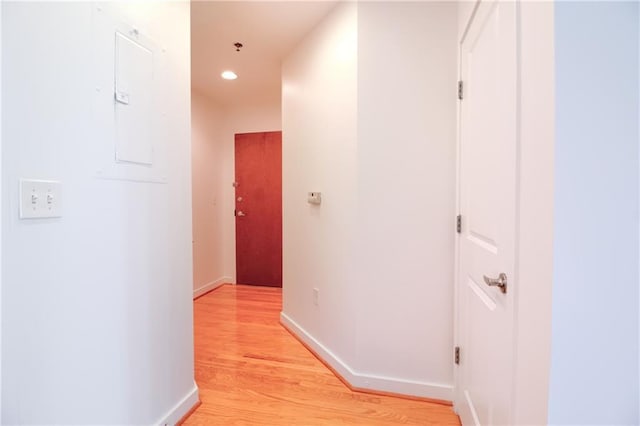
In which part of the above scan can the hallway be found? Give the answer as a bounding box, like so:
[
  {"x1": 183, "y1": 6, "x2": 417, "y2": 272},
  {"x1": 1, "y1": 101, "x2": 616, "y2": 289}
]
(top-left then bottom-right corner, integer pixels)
[{"x1": 182, "y1": 285, "x2": 460, "y2": 425}]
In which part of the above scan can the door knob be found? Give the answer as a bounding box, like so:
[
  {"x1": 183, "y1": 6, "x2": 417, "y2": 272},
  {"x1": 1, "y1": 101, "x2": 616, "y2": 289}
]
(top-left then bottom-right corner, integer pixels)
[
  {"x1": 236, "y1": 211, "x2": 246, "y2": 217},
  {"x1": 483, "y1": 273, "x2": 507, "y2": 294}
]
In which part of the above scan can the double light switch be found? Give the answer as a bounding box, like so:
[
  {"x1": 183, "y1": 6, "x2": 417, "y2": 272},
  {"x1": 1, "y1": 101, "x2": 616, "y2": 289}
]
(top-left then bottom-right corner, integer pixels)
[{"x1": 20, "y1": 179, "x2": 62, "y2": 219}]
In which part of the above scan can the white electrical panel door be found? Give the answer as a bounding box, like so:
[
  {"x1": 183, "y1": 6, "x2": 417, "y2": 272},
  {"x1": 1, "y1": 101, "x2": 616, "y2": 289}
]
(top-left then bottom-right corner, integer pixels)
[{"x1": 114, "y1": 32, "x2": 153, "y2": 165}]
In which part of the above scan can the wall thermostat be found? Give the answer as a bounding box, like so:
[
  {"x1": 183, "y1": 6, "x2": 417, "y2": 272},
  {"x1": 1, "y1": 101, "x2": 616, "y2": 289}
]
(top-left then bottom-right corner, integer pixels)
[{"x1": 307, "y1": 192, "x2": 322, "y2": 205}]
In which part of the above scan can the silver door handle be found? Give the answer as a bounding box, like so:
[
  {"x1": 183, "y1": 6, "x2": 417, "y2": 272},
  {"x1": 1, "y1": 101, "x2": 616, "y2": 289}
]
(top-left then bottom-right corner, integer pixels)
[
  {"x1": 483, "y1": 273, "x2": 507, "y2": 294},
  {"x1": 237, "y1": 211, "x2": 246, "y2": 217}
]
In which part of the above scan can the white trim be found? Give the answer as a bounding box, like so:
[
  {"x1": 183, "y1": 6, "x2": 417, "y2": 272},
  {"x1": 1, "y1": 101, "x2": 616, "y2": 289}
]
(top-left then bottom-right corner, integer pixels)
[
  {"x1": 280, "y1": 313, "x2": 454, "y2": 402},
  {"x1": 193, "y1": 276, "x2": 230, "y2": 299},
  {"x1": 280, "y1": 312, "x2": 355, "y2": 382},
  {"x1": 452, "y1": 2, "x2": 466, "y2": 414},
  {"x1": 155, "y1": 382, "x2": 199, "y2": 426},
  {"x1": 511, "y1": 3, "x2": 554, "y2": 424},
  {"x1": 0, "y1": 0, "x2": 4, "y2": 419},
  {"x1": 637, "y1": 1, "x2": 640, "y2": 420}
]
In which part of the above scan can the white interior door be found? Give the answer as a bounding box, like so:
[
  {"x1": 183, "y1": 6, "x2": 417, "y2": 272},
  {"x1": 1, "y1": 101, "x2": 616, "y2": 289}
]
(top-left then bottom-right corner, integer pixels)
[{"x1": 456, "y1": 1, "x2": 517, "y2": 425}]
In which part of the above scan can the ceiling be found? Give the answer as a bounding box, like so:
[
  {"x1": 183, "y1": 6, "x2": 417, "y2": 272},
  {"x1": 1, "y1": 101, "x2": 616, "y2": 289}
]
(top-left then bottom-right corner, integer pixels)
[{"x1": 191, "y1": 1, "x2": 338, "y2": 108}]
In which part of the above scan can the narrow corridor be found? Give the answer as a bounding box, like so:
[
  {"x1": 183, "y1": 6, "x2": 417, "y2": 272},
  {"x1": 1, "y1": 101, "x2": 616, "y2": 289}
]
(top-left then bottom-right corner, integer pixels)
[{"x1": 183, "y1": 285, "x2": 459, "y2": 425}]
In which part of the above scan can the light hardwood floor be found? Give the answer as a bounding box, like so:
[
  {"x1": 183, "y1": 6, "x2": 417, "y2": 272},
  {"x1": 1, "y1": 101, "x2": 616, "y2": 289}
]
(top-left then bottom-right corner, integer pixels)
[{"x1": 182, "y1": 284, "x2": 460, "y2": 425}]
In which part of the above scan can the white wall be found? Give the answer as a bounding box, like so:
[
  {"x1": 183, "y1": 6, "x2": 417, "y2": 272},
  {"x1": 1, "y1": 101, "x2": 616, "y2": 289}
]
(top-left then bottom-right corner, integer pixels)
[
  {"x1": 2, "y1": 2, "x2": 196, "y2": 424},
  {"x1": 549, "y1": 2, "x2": 639, "y2": 424},
  {"x1": 282, "y1": 2, "x2": 458, "y2": 400},
  {"x1": 355, "y1": 1, "x2": 456, "y2": 395},
  {"x1": 191, "y1": 90, "x2": 227, "y2": 296},
  {"x1": 282, "y1": 0, "x2": 359, "y2": 373},
  {"x1": 219, "y1": 102, "x2": 281, "y2": 282}
]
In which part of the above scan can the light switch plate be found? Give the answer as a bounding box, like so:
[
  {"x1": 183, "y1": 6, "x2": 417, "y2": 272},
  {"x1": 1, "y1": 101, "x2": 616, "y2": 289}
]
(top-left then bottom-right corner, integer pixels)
[{"x1": 20, "y1": 179, "x2": 62, "y2": 219}]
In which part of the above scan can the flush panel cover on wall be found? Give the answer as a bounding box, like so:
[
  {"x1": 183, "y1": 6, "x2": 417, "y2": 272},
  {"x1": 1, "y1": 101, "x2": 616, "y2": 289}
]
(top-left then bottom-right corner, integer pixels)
[
  {"x1": 114, "y1": 32, "x2": 153, "y2": 165},
  {"x1": 92, "y1": 6, "x2": 168, "y2": 184}
]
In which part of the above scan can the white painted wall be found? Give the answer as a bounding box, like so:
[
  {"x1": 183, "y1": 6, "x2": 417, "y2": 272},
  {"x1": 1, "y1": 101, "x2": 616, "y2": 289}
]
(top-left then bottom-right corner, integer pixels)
[
  {"x1": 355, "y1": 1, "x2": 457, "y2": 396},
  {"x1": 549, "y1": 2, "x2": 639, "y2": 424},
  {"x1": 2, "y1": 2, "x2": 196, "y2": 424},
  {"x1": 282, "y1": 2, "x2": 458, "y2": 400},
  {"x1": 282, "y1": 0, "x2": 359, "y2": 371},
  {"x1": 191, "y1": 90, "x2": 227, "y2": 296},
  {"x1": 219, "y1": 102, "x2": 281, "y2": 282}
]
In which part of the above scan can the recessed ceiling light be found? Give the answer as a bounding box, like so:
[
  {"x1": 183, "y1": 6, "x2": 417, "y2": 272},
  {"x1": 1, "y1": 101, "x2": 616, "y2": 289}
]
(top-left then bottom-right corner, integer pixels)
[{"x1": 221, "y1": 70, "x2": 237, "y2": 80}]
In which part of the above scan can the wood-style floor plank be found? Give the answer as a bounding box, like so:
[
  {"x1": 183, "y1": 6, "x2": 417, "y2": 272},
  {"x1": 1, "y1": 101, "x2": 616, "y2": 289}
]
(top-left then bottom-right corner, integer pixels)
[{"x1": 182, "y1": 284, "x2": 460, "y2": 425}]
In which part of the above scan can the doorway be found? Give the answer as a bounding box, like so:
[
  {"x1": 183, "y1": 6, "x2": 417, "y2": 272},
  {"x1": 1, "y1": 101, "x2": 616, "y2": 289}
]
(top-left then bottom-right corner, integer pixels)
[{"x1": 234, "y1": 131, "x2": 282, "y2": 287}]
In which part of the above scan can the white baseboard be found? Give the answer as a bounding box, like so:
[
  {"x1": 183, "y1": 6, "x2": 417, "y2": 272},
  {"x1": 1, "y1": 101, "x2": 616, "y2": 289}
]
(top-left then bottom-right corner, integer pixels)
[
  {"x1": 280, "y1": 312, "x2": 356, "y2": 382},
  {"x1": 280, "y1": 312, "x2": 454, "y2": 402},
  {"x1": 156, "y1": 381, "x2": 199, "y2": 425},
  {"x1": 193, "y1": 276, "x2": 231, "y2": 299}
]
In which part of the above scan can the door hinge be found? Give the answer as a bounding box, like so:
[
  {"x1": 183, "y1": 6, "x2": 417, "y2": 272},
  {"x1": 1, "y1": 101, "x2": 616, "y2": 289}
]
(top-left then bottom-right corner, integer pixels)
[
  {"x1": 456, "y1": 215, "x2": 462, "y2": 233},
  {"x1": 455, "y1": 346, "x2": 460, "y2": 365},
  {"x1": 458, "y1": 80, "x2": 464, "y2": 100}
]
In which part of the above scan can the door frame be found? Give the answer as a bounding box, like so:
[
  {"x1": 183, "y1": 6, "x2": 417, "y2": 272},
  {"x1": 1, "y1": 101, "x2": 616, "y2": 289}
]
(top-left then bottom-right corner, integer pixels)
[
  {"x1": 452, "y1": 1, "x2": 555, "y2": 424},
  {"x1": 0, "y1": 0, "x2": 4, "y2": 418}
]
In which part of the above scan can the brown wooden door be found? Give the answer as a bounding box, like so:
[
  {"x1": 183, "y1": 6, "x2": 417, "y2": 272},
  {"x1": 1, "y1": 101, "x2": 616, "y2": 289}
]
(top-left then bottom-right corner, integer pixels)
[{"x1": 234, "y1": 131, "x2": 282, "y2": 287}]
